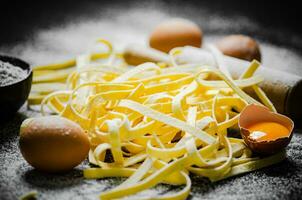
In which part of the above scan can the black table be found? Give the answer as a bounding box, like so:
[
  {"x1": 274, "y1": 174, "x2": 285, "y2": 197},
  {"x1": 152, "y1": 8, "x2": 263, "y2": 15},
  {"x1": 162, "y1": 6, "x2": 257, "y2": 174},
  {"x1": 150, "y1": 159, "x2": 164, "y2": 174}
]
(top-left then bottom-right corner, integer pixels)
[{"x1": 1, "y1": 1, "x2": 302, "y2": 199}]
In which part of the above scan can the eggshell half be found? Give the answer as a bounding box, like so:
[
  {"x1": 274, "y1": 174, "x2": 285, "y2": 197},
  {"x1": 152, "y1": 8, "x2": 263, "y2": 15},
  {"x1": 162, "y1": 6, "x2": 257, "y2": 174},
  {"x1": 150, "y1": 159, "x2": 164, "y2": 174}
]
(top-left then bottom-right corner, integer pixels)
[{"x1": 239, "y1": 104, "x2": 294, "y2": 154}]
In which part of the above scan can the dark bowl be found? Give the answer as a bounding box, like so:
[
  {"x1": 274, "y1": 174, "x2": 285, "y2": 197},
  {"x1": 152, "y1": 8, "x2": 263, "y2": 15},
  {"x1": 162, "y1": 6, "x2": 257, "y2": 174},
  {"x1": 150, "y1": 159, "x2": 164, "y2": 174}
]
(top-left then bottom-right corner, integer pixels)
[{"x1": 0, "y1": 55, "x2": 32, "y2": 120}]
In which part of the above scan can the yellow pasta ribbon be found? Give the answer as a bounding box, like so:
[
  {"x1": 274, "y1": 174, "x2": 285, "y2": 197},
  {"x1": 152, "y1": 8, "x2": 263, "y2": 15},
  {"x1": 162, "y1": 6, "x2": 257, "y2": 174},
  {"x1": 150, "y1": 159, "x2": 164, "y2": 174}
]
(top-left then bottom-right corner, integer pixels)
[{"x1": 38, "y1": 41, "x2": 286, "y2": 200}]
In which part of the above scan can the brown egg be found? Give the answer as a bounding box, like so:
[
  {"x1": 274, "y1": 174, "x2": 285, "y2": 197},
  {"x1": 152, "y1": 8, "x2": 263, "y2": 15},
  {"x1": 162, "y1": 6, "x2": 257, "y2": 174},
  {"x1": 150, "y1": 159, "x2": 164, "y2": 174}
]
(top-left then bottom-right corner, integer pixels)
[
  {"x1": 149, "y1": 18, "x2": 203, "y2": 53},
  {"x1": 19, "y1": 116, "x2": 90, "y2": 173},
  {"x1": 216, "y1": 35, "x2": 261, "y2": 61},
  {"x1": 239, "y1": 104, "x2": 294, "y2": 155}
]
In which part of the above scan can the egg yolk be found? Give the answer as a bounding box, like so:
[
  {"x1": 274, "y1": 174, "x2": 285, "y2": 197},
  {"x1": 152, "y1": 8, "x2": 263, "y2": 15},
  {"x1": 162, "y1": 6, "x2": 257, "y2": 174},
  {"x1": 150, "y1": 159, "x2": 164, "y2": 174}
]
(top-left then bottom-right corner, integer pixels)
[{"x1": 246, "y1": 122, "x2": 289, "y2": 142}]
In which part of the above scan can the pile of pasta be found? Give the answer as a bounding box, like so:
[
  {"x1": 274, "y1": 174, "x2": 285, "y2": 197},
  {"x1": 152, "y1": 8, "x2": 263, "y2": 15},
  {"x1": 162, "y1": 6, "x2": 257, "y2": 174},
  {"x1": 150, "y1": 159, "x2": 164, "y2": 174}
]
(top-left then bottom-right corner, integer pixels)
[{"x1": 37, "y1": 41, "x2": 285, "y2": 200}]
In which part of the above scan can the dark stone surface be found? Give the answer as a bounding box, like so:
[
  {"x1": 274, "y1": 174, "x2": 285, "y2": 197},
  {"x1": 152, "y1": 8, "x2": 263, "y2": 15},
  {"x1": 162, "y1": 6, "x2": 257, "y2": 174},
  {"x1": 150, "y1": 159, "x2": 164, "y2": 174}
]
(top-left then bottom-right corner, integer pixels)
[
  {"x1": 1, "y1": 108, "x2": 302, "y2": 200},
  {"x1": 1, "y1": 1, "x2": 302, "y2": 199}
]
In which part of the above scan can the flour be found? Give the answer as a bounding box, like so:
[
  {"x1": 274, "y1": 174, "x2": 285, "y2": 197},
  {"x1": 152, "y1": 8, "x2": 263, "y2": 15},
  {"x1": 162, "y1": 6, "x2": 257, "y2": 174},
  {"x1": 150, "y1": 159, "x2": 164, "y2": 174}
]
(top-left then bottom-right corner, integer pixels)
[{"x1": 0, "y1": 61, "x2": 27, "y2": 86}]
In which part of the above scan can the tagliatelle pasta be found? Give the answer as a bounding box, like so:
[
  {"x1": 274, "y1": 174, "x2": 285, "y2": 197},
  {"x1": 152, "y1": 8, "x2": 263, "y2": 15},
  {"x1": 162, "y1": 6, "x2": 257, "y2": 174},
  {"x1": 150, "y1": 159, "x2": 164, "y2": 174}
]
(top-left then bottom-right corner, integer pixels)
[{"x1": 39, "y1": 40, "x2": 285, "y2": 200}]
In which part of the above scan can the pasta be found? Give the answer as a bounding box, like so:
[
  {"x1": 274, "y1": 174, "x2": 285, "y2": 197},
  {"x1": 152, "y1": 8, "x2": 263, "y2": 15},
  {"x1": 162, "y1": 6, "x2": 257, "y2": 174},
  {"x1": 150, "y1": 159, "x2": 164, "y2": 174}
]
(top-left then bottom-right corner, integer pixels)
[{"x1": 38, "y1": 40, "x2": 286, "y2": 200}]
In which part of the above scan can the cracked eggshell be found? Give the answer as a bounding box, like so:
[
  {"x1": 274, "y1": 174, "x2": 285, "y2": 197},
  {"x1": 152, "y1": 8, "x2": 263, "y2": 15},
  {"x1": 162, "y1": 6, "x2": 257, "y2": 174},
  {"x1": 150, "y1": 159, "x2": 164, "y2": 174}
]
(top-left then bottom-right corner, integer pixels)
[{"x1": 239, "y1": 104, "x2": 294, "y2": 155}]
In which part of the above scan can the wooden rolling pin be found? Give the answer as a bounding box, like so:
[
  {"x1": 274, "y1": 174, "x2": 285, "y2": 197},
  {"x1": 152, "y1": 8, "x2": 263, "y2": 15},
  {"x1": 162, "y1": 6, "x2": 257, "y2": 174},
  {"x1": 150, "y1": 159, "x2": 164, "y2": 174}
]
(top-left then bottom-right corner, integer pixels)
[{"x1": 124, "y1": 45, "x2": 302, "y2": 123}]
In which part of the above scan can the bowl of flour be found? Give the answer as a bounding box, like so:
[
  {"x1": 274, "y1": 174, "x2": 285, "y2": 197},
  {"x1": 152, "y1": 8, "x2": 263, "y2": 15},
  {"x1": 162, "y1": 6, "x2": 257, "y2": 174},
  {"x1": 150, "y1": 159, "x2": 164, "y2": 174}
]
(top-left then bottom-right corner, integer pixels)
[{"x1": 0, "y1": 55, "x2": 32, "y2": 119}]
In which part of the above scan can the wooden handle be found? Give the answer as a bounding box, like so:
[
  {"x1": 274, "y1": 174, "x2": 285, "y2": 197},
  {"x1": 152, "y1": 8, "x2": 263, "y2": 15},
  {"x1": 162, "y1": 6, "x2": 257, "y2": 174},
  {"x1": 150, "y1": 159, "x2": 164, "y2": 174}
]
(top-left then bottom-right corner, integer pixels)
[{"x1": 123, "y1": 45, "x2": 170, "y2": 66}]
